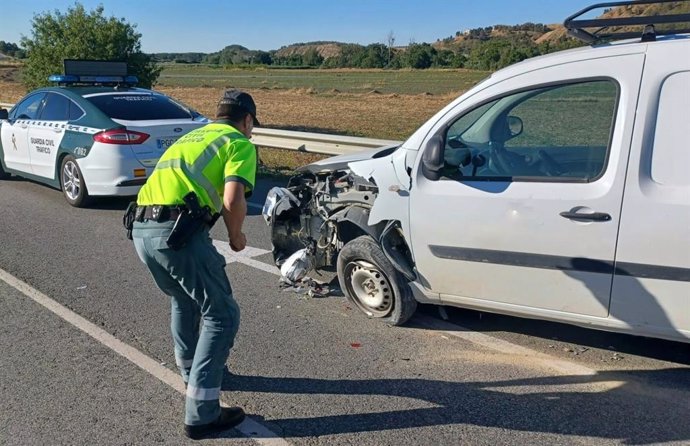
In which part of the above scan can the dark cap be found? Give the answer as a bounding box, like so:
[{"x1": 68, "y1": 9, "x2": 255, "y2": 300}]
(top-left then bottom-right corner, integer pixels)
[{"x1": 217, "y1": 89, "x2": 260, "y2": 126}]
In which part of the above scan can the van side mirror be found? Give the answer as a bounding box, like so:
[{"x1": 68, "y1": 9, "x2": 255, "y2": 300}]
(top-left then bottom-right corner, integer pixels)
[
  {"x1": 507, "y1": 115, "x2": 523, "y2": 137},
  {"x1": 421, "y1": 135, "x2": 444, "y2": 181},
  {"x1": 0, "y1": 109, "x2": 8, "y2": 120}
]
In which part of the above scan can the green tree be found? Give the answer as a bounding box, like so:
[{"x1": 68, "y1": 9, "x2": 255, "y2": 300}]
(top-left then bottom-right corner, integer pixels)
[
  {"x1": 336, "y1": 44, "x2": 366, "y2": 68},
  {"x1": 404, "y1": 43, "x2": 435, "y2": 69},
  {"x1": 21, "y1": 3, "x2": 161, "y2": 90},
  {"x1": 361, "y1": 44, "x2": 387, "y2": 68},
  {"x1": 302, "y1": 48, "x2": 324, "y2": 67}
]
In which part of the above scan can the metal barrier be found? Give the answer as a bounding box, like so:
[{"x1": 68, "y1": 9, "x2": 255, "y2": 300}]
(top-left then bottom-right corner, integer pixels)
[
  {"x1": 251, "y1": 128, "x2": 400, "y2": 156},
  {"x1": 0, "y1": 102, "x2": 401, "y2": 156}
]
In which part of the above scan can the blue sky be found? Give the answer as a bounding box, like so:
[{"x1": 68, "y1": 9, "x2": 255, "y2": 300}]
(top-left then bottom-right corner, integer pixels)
[{"x1": 1, "y1": 1, "x2": 599, "y2": 53}]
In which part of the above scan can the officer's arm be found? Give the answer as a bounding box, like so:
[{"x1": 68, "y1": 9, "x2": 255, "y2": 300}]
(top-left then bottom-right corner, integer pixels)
[{"x1": 222, "y1": 181, "x2": 247, "y2": 251}]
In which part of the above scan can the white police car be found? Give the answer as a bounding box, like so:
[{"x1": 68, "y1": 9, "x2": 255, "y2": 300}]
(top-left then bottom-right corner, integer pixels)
[{"x1": 0, "y1": 60, "x2": 208, "y2": 207}]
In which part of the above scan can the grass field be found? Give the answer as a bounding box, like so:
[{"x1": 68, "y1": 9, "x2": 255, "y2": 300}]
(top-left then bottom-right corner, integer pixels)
[{"x1": 158, "y1": 65, "x2": 490, "y2": 96}]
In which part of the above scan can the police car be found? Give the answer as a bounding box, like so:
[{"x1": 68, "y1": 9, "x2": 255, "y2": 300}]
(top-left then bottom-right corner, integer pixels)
[{"x1": 0, "y1": 60, "x2": 208, "y2": 207}]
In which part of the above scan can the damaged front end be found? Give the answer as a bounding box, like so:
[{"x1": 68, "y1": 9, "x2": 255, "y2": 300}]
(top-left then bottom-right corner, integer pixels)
[
  {"x1": 263, "y1": 145, "x2": 420, "y2": 324},
  {"x1": 263, "y1": 168, "x2": 384, "y2": 279}
]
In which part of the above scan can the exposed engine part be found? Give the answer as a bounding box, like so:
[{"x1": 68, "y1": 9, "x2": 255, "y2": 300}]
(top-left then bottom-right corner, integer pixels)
[{"x1": 267, "y1": 170, "x2": 379, "y2": 270}]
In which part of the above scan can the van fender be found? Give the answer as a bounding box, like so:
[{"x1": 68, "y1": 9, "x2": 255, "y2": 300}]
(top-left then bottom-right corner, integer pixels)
[{"x1": 331, "y1": 206, "x2": 416, "y2": 282}]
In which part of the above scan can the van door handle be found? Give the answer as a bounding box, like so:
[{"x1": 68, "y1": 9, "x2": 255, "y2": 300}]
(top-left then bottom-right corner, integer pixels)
[{"x1": 559, "y1": 211, "x2": 611, "y2": 222}]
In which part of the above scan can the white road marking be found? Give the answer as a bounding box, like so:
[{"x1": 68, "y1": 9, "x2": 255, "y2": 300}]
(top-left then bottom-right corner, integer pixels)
[
  {"x1": 213, "y1": 240, "x2": 282, "y2": 276},
  {"x1": 0, "y1": 267, "x2": 290, "y2": 446},
  {"x1": 214, "y1": 242, "x2": 598, "y2": 377}
]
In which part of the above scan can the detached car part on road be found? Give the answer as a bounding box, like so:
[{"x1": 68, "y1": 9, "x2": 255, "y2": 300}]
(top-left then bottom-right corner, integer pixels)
[
  {"x1": 265, "y1": 2, "x2": 690, "y2": 343},
  {"x1": 0, "y1": 60, "x2": 207, "y2": 207}
]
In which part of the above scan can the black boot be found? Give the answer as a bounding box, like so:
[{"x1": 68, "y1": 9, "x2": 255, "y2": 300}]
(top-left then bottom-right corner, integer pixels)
[{"x1": 184, "y1": 407, "x2": 246, "y2": 440}]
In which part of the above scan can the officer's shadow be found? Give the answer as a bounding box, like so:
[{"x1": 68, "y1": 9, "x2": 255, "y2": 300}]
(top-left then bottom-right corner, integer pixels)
[
  {"x1": 561, "y1": 258, "x2": 686, "y2": 351},
  {"x1": 219, "y1": 367, "x2": 690, "y2": 444}
]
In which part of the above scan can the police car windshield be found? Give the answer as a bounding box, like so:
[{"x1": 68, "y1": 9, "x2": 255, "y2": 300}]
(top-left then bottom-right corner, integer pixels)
[{"x1": 85, "y1": 94, "x2": 193, "y2": 121}]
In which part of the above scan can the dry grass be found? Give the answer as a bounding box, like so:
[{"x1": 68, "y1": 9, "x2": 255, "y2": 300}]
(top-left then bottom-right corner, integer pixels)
[{"x1": 157, "y1": 86, "x2": 453, "y2": 140}]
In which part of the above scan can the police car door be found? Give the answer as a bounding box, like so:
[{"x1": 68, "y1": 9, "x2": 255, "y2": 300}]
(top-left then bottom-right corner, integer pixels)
[
  {"x1": 29, "y1": 93, "x2": 71, "y2": 178},
  {"x1": 409, "y1": 51, "x2": 645, "y2": 319},
  {"x1": 1, "y1": 92, "x2": 45, "y2": 173}
]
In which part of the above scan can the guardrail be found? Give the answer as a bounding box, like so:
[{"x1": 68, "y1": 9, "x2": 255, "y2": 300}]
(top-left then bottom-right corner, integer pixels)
[
  {"x1": 0, "y1": 102, "x2": 400, "y2": 156},
  {"x1": 251, "y1": 128, "x2": 400, "y2": 156}
]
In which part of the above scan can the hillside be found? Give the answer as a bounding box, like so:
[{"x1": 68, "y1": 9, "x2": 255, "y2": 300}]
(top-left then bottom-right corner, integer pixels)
[
  {"x1": 438, "y1": 0, "x2": 688, "y2": 49},
  {"x1": 274, "y1": 42, "x2": 346, "y2": 59}
]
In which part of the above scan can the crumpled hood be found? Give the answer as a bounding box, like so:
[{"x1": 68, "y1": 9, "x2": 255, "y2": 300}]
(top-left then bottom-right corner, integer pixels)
[{"x1": 297, "y1": 144, "x2": 400, "y2": 173}]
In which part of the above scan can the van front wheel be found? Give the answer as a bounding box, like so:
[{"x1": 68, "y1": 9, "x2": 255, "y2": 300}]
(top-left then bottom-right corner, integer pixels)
[{"x1": 337, "y1": 235, "x2": 417, "y2": 326}]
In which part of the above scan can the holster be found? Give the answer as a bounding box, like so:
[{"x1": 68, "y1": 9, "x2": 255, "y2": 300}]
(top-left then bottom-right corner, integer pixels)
[
  {"x1": 166, "y1": 211, "x2": 207, "y2": 250},
  {"x1": 122, "y1": 201, "x2": 137, "y2": 240},
  {"x1": 166, "y1": 192, "x2": 218, "y2": 250}
]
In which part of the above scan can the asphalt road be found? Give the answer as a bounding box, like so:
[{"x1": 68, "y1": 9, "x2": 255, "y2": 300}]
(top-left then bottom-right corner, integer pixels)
[{"x1": 0, "y1": 175, "x2": 688, "y2": 446}]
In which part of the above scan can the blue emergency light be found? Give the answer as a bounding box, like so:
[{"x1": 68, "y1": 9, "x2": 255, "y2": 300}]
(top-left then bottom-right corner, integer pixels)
[{"x1": 48, "y1": 74, "x2": 139, "y2": 85}]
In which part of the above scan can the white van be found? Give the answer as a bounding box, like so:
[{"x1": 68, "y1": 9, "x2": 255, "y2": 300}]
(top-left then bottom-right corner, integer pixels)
[{"x1": 264, "y1": 3, "x2": 690, "y2": 343}]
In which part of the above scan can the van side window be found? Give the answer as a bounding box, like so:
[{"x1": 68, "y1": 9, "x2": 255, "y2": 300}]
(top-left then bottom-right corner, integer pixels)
[
  {"x1": 650, "y1": 72, "x2": 690, "y2": 186},
  {"x1": 442, "y1": 80, "x2": 618, "y2": 182}
]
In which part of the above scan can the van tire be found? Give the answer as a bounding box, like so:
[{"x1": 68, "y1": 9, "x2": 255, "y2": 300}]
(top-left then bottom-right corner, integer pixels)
[{"x1": 337, "y1": 235, "x2": 417, "y2": 326}]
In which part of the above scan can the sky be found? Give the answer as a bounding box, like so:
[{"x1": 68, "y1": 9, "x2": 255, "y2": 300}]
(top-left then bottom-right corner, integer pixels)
[{"x1": 0, "y1": 1, "x2": 600, "y2": 53}]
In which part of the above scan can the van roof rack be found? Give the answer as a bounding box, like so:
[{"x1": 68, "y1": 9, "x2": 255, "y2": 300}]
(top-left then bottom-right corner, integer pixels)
[{"x1": 564, "y1": 0, "x2": 690, "y2": 43}]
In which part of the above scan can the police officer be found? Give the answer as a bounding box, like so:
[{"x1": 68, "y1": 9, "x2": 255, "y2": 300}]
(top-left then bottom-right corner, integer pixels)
[{"x1": 130, "y1": 90, "x2": 259, "y2": 440}]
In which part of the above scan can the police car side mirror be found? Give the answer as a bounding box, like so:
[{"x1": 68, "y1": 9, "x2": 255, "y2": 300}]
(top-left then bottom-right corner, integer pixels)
[
  {"x1": 421, "y1": 135, "x2": 444, "y2": 181},
  {"x1": 0, "y1": 109, "x2": 8, "y2": 120}
]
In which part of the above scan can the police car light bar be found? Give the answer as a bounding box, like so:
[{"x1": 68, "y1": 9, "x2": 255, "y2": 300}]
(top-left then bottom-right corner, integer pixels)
[
  {"x1": 48, "y1": 74, "x2": 139, "y2": 86},
  {"x1": 49, "y1": 60, "x2": 138, "y2": 86}
]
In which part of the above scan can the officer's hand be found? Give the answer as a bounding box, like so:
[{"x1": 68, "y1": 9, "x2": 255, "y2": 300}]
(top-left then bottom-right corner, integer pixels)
[{"x1": 230, "y1": 232, "x2": 246, "y2": 252}]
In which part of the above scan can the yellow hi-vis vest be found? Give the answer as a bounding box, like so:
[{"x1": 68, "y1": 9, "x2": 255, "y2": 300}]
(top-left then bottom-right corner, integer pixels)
[{"x1": 137, "y1": 122, "x2": 257, "y2": 213}]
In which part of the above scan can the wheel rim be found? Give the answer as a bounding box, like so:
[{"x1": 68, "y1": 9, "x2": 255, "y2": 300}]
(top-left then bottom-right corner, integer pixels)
[
  {"x1": 62, "y1": 161, "x2": 81, "y2": 201},
  {"x1": 344, "y1": 260, "x2": 393, "y2": 317}
]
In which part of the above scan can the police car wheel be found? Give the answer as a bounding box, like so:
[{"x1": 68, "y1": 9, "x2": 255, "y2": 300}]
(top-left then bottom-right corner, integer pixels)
[
  {"x1": 337, "y1": 235, "x2": 417, "y2": 326},
  {"x1": 60, "y1": 155, "x2": 90, "y2": 207}
]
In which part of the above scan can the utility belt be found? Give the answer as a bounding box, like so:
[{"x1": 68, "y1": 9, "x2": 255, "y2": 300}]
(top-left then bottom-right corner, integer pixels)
[
  {"x1": 135, "y1": 205, "x2": 186, "y2": 223},
  {"x1": 123, "y1": 192, "x2": 220, "y2": 250}
]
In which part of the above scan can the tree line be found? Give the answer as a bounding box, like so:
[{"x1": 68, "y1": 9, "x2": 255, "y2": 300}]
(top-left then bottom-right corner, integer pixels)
[
  {"x1": 151, "y1": 30, "x2": 582, "y2": 71},
  {"x1": 0, "y1": 41, "x2": 26, "y2": 59}
]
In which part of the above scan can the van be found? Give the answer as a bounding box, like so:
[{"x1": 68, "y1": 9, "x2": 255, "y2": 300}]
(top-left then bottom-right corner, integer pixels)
[{"x1": 264, "y1": 2, "x2": 690, "y2": 343}]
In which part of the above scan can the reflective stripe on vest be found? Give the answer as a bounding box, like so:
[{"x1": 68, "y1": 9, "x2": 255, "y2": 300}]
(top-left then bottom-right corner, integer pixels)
[{"x1": 154, "y1": 132, "x2": 243, "y2": 211}]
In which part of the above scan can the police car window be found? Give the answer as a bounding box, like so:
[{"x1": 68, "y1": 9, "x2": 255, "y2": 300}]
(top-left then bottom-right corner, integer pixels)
[
  {"x1": 39, "y1": 93, "x2": 71, "y2": 121},
  {"x1": 11, "y1": 93, "x2": 45, "y2": 120},
  {"x1": 68, "y1": 101, "x2": 85, "y2": 120},
  {"x1": 86, "y1": 94, "x2": 193, "y2": 120}
]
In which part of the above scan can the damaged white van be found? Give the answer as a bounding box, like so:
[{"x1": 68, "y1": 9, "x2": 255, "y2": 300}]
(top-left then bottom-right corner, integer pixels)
[{"x1": 263, "y1": 2, "x2": 690, "y2": 343}]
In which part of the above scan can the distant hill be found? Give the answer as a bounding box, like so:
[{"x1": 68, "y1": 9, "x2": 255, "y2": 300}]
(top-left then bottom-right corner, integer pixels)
[
  {"x1": 436, "y1": 1, "x2": 689, "y2": 50},
  {"x1": 69, "y1": 1, "x2": 690, "y2": 69},
  {"x1": 274, "y1": 42, "x2": 349, "y2": 59}
]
